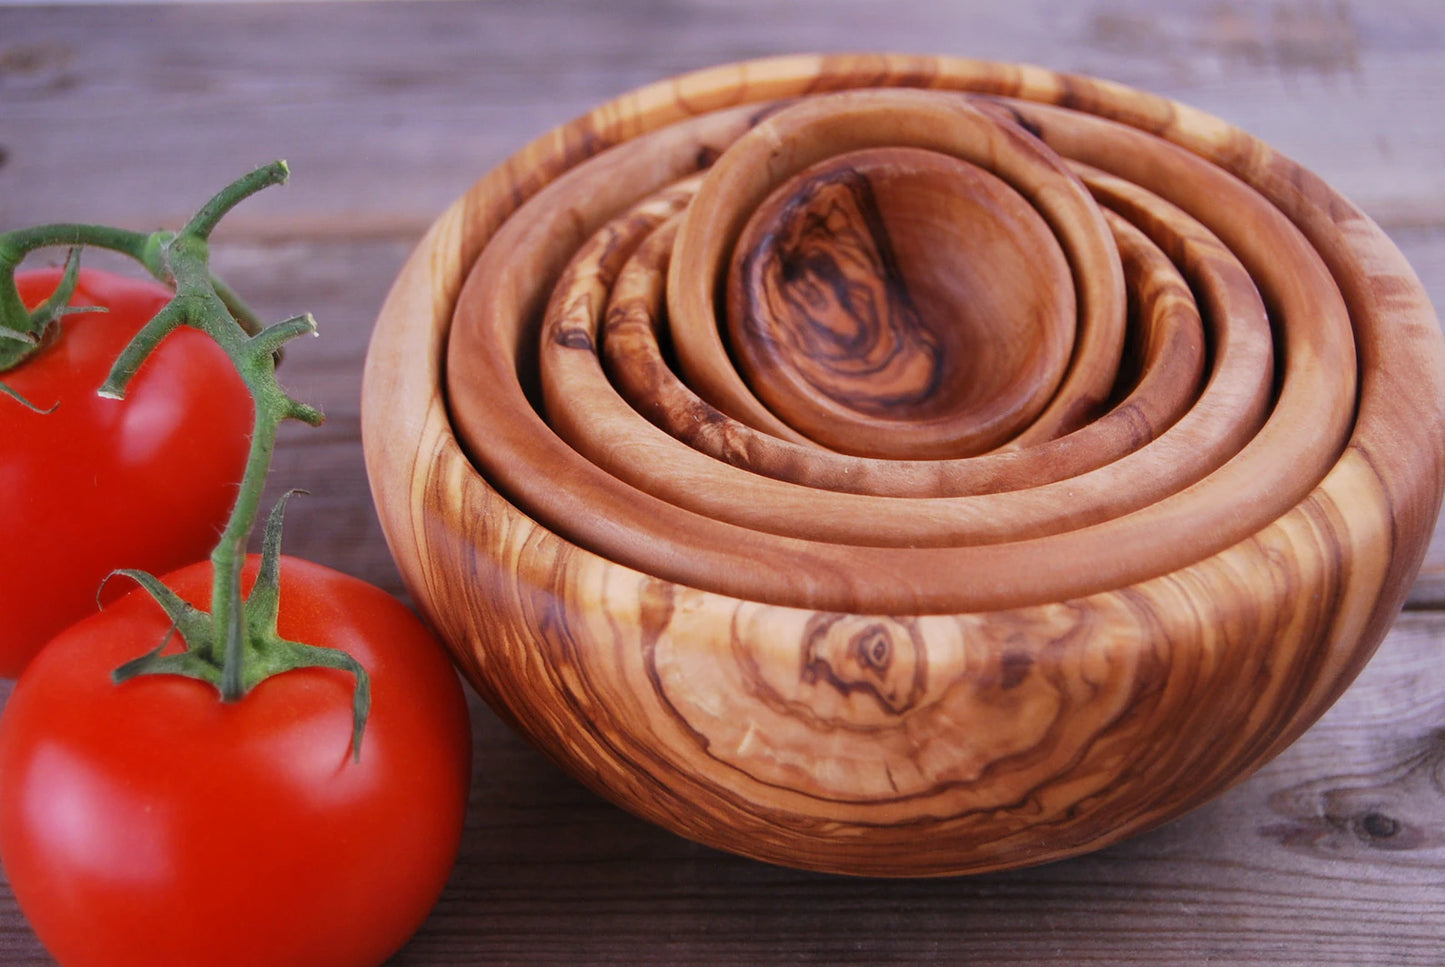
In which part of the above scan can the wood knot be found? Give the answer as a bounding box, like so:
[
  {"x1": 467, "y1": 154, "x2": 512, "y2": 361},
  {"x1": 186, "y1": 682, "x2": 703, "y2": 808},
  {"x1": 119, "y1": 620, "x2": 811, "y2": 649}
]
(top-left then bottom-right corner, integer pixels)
[
  {"x1": 553, "y1": 326, "x2": 595, "y2": 352},
  {"x1": 1356, "y1": 810, "x2": 1401, "y2": 842},
  {"x1": 1261, "y1": 730, "x2": 1445, "y2": 856},
  {"x1": 801, "y1": 614, "x2": 925, "y2": 715}
]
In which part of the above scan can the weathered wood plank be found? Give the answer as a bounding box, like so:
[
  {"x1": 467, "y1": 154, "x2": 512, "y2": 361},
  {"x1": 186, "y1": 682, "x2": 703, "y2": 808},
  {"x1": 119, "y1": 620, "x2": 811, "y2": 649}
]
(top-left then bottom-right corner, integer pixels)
[{"x1": 1, "y1": 0, "x2": 1443, "y2": 233}]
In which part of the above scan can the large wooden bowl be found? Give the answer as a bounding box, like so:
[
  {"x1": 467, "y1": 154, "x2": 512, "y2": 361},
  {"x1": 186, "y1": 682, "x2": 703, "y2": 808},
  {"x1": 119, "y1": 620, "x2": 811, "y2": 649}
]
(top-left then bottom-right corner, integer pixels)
[{"x1": 361, "y1": 54, "x2": 1445, "y2": 876}]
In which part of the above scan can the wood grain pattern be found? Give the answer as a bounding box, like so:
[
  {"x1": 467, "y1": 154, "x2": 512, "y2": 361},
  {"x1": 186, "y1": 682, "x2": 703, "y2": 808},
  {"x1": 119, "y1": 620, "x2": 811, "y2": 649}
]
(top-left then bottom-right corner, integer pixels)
[
  {"x1": 363, "y1": 53, "x2": 1445, "y2": 875},
  {"x1": 670, "y1": 91, "x2": 1127, "y2": 457},
  {"x1": 727, "y1": 146, "x2": 1077, "y2": 459},
  {"x1": 4, "y1": 1, "x2": 1445, "y2": 961}
]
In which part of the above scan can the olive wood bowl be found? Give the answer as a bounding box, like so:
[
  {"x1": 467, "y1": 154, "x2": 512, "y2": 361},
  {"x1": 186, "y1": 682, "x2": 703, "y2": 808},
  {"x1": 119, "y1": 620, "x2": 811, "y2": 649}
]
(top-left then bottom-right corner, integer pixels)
[{"x1": 361, "y1": 54, "x2": 1445, "y2": 876}]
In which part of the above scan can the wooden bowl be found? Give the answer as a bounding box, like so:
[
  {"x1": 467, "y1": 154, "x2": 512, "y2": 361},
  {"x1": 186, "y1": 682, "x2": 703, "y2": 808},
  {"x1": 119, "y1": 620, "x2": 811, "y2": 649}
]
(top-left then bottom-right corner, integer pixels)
[
  {"x1": 361, "y1": 54, "x2": 1445, "y2": 876},
  {"x1": 724, "y1": 146, "x2": 1078, "y2": 460}
]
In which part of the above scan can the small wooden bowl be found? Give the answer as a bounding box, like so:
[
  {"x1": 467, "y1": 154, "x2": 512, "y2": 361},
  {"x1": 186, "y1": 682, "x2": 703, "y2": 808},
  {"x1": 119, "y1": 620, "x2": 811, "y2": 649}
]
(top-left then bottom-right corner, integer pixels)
[
  {"x1": 362, "y1": 55, "x2": 1445, "y2": 876},
  {"x1": 726, "y1": 146, "x2": 1077, "y2": 460}
]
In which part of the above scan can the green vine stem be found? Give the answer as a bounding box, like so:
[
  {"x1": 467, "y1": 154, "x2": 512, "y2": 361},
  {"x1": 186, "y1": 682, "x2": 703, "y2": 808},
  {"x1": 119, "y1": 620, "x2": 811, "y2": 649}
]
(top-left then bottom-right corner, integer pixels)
[{"x1": 0, "y1": 161, "x2": 371, "y2": 760}]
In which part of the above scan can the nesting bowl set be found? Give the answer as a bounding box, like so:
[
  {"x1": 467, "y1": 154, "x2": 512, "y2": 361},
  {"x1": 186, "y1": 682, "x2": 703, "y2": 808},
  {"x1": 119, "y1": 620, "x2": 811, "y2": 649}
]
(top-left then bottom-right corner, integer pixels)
[{"x1": 361, "y1": 54, "x2": 1445, "y2": 876}]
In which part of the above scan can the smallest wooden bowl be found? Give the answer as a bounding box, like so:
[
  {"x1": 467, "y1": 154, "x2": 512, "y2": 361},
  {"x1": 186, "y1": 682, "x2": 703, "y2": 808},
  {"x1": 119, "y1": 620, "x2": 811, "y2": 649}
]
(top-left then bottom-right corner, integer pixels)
[{"x1": 727, "y1": 147, "x2": 1076, "y2": 459}]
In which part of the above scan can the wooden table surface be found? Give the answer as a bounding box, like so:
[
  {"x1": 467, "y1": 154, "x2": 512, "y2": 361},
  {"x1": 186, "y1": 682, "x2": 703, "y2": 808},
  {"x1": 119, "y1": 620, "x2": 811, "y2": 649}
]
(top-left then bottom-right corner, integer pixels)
[{"x1": 3, "y1": 1, "x2": 1444, "y2": 963}]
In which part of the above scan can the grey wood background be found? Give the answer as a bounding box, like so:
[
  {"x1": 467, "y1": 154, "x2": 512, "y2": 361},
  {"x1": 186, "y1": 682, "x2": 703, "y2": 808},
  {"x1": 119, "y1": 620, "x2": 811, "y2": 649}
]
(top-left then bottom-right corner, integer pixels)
[{"x1": 2, "y1": 1, "x2": 1443, "y2": 963}]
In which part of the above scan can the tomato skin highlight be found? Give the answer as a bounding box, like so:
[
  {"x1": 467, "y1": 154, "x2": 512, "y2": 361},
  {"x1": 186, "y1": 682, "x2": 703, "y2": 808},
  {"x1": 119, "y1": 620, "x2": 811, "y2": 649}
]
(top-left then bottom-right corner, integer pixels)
[
  {"x1": 0, "y1": 556, "x2": 473, "y2": 967},
  {"x1": 0, "y1": 266, "x2": 252, "y2": 677}
]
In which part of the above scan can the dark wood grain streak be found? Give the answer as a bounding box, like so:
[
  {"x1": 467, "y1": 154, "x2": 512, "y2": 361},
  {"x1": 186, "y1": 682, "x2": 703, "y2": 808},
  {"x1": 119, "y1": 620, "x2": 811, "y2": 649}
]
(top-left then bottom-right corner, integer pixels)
[{"x1": 741, "y1": 160, "x2": 950, "y2": 415}]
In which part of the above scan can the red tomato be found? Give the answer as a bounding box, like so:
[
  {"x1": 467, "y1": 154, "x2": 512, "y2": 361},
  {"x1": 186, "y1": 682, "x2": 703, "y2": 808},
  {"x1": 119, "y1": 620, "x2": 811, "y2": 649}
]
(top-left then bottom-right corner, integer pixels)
[
  {"x1": 0, "y1": 266, "x2": 251, "y2": 677},
  {"x1": 0, "y1": 555, "x2": 472, "y2": 967}
]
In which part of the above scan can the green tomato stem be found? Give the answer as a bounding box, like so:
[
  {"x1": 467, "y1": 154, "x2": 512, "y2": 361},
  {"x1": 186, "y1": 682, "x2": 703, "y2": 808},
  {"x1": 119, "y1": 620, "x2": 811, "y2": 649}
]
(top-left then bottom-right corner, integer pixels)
[
  {"x1": 0, "y1": 223, "x2": 151, "y2": 261},
  {"x1": 181, "y1": 163, "x2": 288, "y2": 241},
  {"x1": 212, "y1": 273, "x2": 268, "y2": 338},
  {"x1": 214, "y1": 396, "x2": 280, "y2": 703},
  {"x1": 1, "y1": 161, "x2": 371, "y2": 761}
]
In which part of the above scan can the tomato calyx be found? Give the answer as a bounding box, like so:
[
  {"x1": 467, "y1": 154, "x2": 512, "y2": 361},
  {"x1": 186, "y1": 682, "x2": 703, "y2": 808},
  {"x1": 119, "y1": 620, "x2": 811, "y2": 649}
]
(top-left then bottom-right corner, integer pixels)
[
  {"x1": 1, "y1": 162, "x2": 373, "y2": 761},
  {"x1": 0, "y1": 227, "x2": 147, "y2": 376},
  {"x1": 112, "y1": 492, "x2": 372, "y2": 760},
  {"x1": 0, "y1": 248, "x2": 86, "y2": 412}
]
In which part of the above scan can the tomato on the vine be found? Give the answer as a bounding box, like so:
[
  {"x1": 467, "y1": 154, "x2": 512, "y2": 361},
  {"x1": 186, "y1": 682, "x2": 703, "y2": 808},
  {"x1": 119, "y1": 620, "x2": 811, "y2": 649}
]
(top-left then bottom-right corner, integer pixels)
[
  {"x1": 0, "y1": 266, "x2": 251, "y2": 676},
  {"x1": 0, "y1": 554, "x2": 472, "y2": 967}
]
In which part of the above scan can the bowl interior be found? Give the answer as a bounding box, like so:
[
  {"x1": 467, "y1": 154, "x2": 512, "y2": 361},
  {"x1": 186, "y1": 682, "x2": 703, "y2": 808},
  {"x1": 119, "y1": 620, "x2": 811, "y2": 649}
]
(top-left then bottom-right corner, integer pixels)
[{"x1": 728, "y1": 147, "x2": 1076, "y2": 459}]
